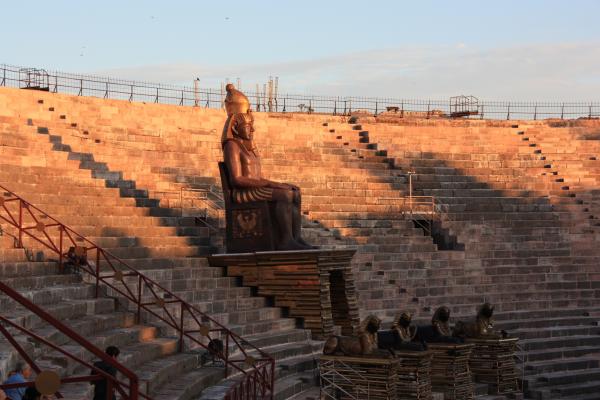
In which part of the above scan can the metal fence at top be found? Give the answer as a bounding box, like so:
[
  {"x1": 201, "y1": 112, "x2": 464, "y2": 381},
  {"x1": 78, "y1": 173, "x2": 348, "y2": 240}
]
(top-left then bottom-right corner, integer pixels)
[{"x1": 1, "y1": 63, "x2": 599, "y2": 120}]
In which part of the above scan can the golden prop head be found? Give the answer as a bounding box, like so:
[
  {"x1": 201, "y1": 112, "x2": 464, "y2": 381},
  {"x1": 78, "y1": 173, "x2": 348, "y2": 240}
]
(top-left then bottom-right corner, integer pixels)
[
  {"x1": 224, "y1": 84, "x2": 251, "y2": 116},
  {"x1": 221, "y1": 84, "x2": 258, "y2": 149}
]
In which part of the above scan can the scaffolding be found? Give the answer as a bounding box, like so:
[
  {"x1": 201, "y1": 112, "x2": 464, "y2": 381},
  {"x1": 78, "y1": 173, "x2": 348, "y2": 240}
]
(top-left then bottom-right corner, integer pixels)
[
  {"x1": 19, "y1": 68, "x2": 50, "y2": 91},
  {"x1": 450, "y1": 95, "x2": 479, "y2": 118}
]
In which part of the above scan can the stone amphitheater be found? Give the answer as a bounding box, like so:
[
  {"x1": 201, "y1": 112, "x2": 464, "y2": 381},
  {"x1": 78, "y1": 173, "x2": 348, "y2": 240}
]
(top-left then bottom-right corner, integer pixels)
[{"x1": 1, "y1": 85, "x2": 600, "y2": 399}]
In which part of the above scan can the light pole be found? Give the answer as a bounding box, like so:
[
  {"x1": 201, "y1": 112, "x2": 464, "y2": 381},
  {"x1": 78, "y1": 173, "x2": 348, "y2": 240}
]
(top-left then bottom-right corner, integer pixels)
[
  {"x1": 407, "y1": 171, "x2": 415, "y2": 215},
  {"x1": 194, "y1": 78, "x2": 199, "y2": 107}
]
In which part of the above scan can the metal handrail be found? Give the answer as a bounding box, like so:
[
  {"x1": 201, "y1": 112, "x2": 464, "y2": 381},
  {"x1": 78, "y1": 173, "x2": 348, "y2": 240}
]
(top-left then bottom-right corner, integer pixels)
[
  {"x1": 180, "y1": 187, "x2": 224, "y2": 233},
  {"x1": 0, "y1": 184, "x2": 275, "y2": 399},
  {"x1": 0, "y1": 282, "x2": 148, "y2": 399},
  {"x1": 379, "y1": 195, "x2": 439, "y2": 235},
  {"x1": 1, "y1": 63, "x2": 599, "y2": 120}
]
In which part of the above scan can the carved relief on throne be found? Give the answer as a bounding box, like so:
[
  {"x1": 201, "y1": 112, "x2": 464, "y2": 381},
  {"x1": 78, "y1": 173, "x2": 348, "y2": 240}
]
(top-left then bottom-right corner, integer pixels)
[{"x1": 232, "y1": 209, "x2": 263, "y2": 238}]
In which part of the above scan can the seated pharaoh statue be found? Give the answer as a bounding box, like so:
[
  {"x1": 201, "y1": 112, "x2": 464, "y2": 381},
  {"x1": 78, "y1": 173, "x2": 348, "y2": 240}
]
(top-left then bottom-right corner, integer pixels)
[{"x1": 220, "y1": 84, "x2": 313, "y2": 251}]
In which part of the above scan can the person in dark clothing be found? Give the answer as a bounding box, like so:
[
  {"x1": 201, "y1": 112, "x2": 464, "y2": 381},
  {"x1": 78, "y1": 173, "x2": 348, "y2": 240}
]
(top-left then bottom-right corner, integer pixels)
[
  {"x1": 91, "y1": 346, "x2": 120, "y2": 400},
  {"x1": 2, "y1": 362, "x2": 32, "y2": 400},
  {"x1": 21, "y1": 387, "x2": 40, "y2": 400}
]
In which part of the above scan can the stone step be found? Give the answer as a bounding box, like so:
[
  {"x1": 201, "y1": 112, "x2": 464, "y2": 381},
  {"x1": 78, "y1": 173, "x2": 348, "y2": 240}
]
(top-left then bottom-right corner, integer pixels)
[
  {"x1": 273, "y1": 371, "x2": 317, "y2": 400},
  {"x1": 519, "y1": 335, "x2": 600, "y2": 352},
  {"x1": 0, "y1": 283, "x2": 96, "y2": 312},
  {"x1": 524, "y1": 356, "x2": 600, "y2": 376},
  {"x1": 528, "y1": 367, "x2": 600, "y2": 389},
  {"x1": 520, "y1": 344, "x2": 600, "y2": 363},
  {"x1": 532, "y1": 378, "x2": 600, "y2": 397}
]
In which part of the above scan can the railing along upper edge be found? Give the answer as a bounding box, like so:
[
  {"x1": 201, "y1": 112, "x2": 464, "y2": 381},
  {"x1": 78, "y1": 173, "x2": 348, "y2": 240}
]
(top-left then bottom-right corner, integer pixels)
[{"x1": 1, "y1": 63, "x2": 599, "y2": 120}]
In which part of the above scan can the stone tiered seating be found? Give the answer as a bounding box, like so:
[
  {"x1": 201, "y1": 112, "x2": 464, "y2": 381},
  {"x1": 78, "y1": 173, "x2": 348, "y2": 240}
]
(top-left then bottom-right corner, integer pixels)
[
  {"x1": 0, "y1": 88, "x2": 323, "y2": 399},
  {"x1": 2, "y1": 85, "x2": 600, "y2": 398},
  {"x1": 334, "y1": 116, "x2": 600, "y2": 398}
]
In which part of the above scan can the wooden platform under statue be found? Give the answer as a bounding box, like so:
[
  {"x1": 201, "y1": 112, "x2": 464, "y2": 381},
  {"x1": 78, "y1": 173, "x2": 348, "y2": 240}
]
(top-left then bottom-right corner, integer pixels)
[
  {"x1": 428, "y1": 343, "x2": 475, "y2": 400},
  {"x1": 466, "y1": 337, "x2": 519, "y2": 394},
  {"x1": 208, "y1": 249, "x2": 359, "y2": 338},
  {"x1": 319, "y1": 352, "x2": 433, "y2": 400}
]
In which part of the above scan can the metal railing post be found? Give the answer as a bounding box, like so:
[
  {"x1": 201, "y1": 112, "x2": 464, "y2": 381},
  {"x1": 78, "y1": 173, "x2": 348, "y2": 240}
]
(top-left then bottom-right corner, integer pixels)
[
  {"x1": 95, "y1": 251, "x2": 100, "y2": 298},
  {"x1": 129, "y1": 376, "x2": 139, "y2": 400},
  {"x1": 137, "y1": 275, "x2": 142, "y2": 323},
  {"x1": 78, "y1": 79, "x2": 83, "y2": 96},
  {"x1": 534, "y1": 105, "x2": 537, "y2": 121},
  {"x1": 507, "y1": 103, "x2": 511, "y2": 120},
  {"x1": 58, "y1": 227, "x2": 63, "y2": 271},
  {"x1": 225, "y1": 334, "x2": 230, "y2": 378},
  {"x1": 18, "y1": 200, "x2": 23, "y2": 248},
  {"x1": 561, "y1": 103, "x2": 565, "y2": 120},
  {"x1": 179, "y1": 302, "x2": 185, "y2": 352}
]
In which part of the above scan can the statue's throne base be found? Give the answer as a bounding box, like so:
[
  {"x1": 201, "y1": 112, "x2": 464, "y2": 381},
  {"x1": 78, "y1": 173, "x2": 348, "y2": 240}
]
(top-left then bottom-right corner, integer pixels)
[{"x1": 219, "y1": 162, "x2": 277, "y2": 253}]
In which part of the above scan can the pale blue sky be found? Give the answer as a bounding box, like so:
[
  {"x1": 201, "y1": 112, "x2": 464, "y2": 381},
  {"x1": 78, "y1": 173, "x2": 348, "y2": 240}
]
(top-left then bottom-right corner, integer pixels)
[{"x1": 2, "y1": 0, "x2": 599, "y2": 100}]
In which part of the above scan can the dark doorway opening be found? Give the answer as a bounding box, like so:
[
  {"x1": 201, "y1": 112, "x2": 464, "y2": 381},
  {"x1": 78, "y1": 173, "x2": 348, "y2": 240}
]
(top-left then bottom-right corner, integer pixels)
[{"x1": 329, "y1": 270, "x2": 353, "y2": 336}]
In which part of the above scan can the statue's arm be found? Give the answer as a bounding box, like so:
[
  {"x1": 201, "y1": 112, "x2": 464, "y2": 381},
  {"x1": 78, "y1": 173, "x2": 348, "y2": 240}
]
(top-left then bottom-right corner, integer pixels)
[{"x1": 224, "y1": 142, "x2": 270, "y2": 188}]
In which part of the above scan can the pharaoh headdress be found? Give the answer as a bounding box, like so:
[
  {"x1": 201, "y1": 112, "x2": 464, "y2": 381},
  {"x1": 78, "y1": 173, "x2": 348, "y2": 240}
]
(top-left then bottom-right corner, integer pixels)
[{"x1": 221, "y1": 84, "x2": 255, "y2": 148}]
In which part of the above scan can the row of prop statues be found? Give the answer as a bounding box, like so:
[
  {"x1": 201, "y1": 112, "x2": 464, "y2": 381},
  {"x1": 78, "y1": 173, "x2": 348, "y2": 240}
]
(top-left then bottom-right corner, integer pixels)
[{"x1": 324, "y1": 303, "x2": 506, "y2": 357}]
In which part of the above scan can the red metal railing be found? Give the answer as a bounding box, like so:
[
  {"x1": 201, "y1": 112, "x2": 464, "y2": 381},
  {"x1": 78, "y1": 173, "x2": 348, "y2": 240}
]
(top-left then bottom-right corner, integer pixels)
[
  {"x1": 0, "y1": 281, "x2": 147, "y2": 399},
  {"x1": 0, "y1": 184, "x2": 275, "y2": 399}
]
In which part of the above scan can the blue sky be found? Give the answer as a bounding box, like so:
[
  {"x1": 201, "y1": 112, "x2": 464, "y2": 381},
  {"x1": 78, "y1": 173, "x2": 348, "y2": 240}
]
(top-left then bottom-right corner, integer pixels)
[{"x1": 2, "y1": 0, "x2": 599, "y2": 100}]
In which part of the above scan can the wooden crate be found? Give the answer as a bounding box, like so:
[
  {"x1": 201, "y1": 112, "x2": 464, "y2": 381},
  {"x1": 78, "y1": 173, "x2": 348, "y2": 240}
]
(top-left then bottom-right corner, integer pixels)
[
  {"x1": 395, "y1": 351, "x2": 433, "y2": 400},
  {"x1": 467, "y1": 337, "x2": 519, "y2": 394},
  {"x1": 428, "y1": 343, "x2": 474, "y2": 400}
]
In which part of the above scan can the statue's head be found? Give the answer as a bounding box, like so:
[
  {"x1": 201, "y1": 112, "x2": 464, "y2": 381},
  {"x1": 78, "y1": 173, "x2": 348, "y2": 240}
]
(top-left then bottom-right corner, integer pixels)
[
  {"x1": 361, "y1": 315, "x2": 381, "y2": 334},
  {"x1": 394, "y1": 312, "x2": 413, "y2": 329},
  {"x1": 231, "y1": 112, "x2": 255, "y2": 141},
  {"x1": 222, "y1": 84, "x2": 255, "y2": 146},
  {"x1": 478, "y1": 302, "x2": 494, "y2": 319},
  {"x1": 433, "y1": 306, "x2": 450, "y2": 324}
]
